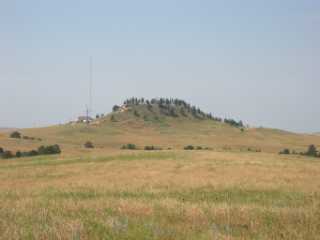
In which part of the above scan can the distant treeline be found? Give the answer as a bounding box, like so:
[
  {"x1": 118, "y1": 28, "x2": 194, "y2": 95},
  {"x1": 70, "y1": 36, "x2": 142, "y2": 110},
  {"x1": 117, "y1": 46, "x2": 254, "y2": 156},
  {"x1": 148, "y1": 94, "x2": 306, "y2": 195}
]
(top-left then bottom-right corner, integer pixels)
[
  {"x1": 10, "y1": 131, "x2": 42, "y2": 141},
  {"x1": 0, "y1": 145, "x2": 61, "y2": 159},
  {"x1": 113, "y1": 97, "x2": 244, "y2": 128},
  {"x1": 279, "y1": 145, "x2": 320, "y2": 158}
]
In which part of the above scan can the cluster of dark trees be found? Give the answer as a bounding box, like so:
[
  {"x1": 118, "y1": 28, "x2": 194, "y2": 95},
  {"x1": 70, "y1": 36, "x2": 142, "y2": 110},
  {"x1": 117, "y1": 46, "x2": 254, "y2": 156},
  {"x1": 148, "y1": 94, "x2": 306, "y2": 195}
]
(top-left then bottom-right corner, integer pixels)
[
  {"x1": 10, "y1": 131, "x2": 21, "y2": 138},
  {"x1": 120, "y1": 144, "x2": 166, "y2": 150},
  {"x1": 118, "y1": 97, "x2": 243, "y2": 127},
  {"x1": 121, "y1": 143, "x2": 137, "y2": 150},
  {"x1": 0, "y1": 147, "x2": 15, "y2": 159},
  {"x1": 224, "y1": 119, "x2": 244, "y2": 128},
  {"x1": 184, "y1": 145, "x2": 211, "y2": 150},
  {"x1": 279, "y1": 145, "x2": 320, "y2": 158},
  {"x1": 95, "y1": 114, "x2": 105, "y2": 119},
  {"x1": 0, "y1": 145, "x2": 61, "y2": 159},
  {"x1": 10, "y1": 131, "x2": 41, "y2": 141},
  {"x1": 144, "y1": 145, "x2": 162, "y2": 150}
]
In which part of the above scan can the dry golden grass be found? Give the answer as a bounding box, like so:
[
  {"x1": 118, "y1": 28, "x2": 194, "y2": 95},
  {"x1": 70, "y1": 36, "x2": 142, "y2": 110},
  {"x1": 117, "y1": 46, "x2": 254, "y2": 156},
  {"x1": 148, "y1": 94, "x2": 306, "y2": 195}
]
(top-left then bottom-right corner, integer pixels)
[{"x1": 0, "y1": 149, "x2": 320, "y2": 239}]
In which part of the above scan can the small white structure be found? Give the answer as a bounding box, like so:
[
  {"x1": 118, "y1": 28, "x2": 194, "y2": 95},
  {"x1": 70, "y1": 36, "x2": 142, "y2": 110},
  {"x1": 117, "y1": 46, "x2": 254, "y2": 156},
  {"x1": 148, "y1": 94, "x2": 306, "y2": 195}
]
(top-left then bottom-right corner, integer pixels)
[{"x1": 77, "y1": 116, "x2": 93, "y2": 123}]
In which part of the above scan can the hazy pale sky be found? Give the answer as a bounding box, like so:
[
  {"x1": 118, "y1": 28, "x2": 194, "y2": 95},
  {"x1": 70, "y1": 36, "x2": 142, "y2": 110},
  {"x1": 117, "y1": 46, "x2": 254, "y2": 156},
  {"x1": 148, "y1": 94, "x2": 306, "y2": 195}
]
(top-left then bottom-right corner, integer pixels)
[{"x1": 1, "y1": 0, "x2": 319, "y2": 132}]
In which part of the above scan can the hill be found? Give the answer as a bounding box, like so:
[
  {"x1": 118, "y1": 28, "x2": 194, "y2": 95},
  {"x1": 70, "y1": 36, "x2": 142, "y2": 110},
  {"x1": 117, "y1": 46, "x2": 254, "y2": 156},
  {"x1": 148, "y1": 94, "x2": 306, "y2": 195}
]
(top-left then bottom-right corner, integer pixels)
[
  {"x1": 1, "y1": 98, "x2": 320, "y2": 239},
  {"x1": 1, "y1": 97, "x2": 319, "y2": 154}
]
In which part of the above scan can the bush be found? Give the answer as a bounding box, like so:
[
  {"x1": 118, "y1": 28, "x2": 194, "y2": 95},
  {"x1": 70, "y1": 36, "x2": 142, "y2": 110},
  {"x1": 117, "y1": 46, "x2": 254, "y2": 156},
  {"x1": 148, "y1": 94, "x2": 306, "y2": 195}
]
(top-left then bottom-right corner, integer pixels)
[
  {"x1": 305, "y1": 145, "x2": 317, "y2": 157},
  {"x1": 84, "y1": 141, "x2": 94, "y2": 149},
  {"x1": 38, "y1": 145, "x2": 61, "y2": 155},
  {"x1": 22, "y1": 136, "x2": 38, "y2": 140},
  {"x1": 113, "y1": 105, "x2": 120, "y2": 112},
  {"x1": 184, "y1": 145, "x2": 195, "y2": 150},
  {"x1": 224, "y1": 119, "x2": 244, "y2": 128},
  {"x1": 16, "y1": 151, "x2": 22, "y2": 158},
  {"x1": 196, "y1": 146, "x2": 203, "y2": 150},
  {"x1": 26, "y1": 150, "x2": 39, "y2": 157},
  {"x1": 121, "y1": 144, "x2": 137, "y2": 150},
  {"x1": 10, "y1": 131, "x2": 21, "y2": 139},
  {"x1": 144, "y1": 146, "x2": 162, "y2": 151},
  {"x1": 279, "y1": 148, "x2": 290, "y2": 155},
  {"x1": 2, "y1": 151, "x2": 14, "y2": 159},
  {"x1": 134, "y1": 110, "x2": 140, "y2": 117},
  {"x1": 0, "y1": 147, "x2": 3, "y2": 154}
]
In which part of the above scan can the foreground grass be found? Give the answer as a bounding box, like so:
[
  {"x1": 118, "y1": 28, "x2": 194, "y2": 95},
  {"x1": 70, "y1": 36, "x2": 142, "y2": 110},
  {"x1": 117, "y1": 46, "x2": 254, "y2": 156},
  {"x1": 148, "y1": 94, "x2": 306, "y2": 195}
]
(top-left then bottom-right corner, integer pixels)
[{"x1": 0, "y1": 151, "x2": 320, "y2": 239}]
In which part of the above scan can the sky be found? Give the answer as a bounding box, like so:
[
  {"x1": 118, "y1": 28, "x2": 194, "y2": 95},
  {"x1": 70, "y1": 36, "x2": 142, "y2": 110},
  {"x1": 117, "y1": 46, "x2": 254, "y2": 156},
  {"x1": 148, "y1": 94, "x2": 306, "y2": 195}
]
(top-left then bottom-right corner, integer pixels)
[{"x1": 1, "y1": 0, "x2": 319, "y2": 133}]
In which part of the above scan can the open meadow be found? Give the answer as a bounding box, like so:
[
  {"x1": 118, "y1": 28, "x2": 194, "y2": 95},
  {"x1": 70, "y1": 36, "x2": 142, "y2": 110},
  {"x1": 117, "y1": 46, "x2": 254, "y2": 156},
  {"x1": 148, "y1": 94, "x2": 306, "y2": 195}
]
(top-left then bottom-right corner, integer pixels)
[{"x1": 0, "y1": 149, "x2": 319, "y2": 239}]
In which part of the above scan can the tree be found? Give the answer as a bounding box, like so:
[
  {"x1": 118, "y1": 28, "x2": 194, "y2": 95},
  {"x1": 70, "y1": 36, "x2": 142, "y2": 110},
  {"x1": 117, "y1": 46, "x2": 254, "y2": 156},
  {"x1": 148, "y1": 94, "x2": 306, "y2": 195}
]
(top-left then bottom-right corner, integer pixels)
[
  {"x1": 2, "y1": 151, "x2": 14, "y2": 159},
  {"x1": 84, "y1": 141, "x2": 94, "y2": 149},
  {"x1": 37, "y1": 145, "x2": 61, "y2": 155},
  {"x1": 169, "y1": 108, "x2": 178, "y2": 117},
  {"x1": 279, "y1": 148, "x2": 290, "y2": 155},
  {"x1": 134, "y1": 110, "x2": 140, "y2": 117},
  {"x1": 28, "y1": 150, "x2": 39, "y2": 156},
  {"x1": 184, "y1": 145, "x2": 195, "y2": 150},
  {"x1": 121, "y1": 144, "x2": 137, "y2": 150},
  {"x1": 305, "y1": 145, "x2": 317, "y2": 157},
  {"x1": 110, "y1": 115, "x2": 116, "y2": 122},
  {"x1": 16, "y1": 151, "x2": 22, "y2": 158},
  {"x1": 10, "y1": 131, "x2": 21, "y2": 139},
  {"x1": 112, "y1": 105, "x2": 120, "y2": 112}
]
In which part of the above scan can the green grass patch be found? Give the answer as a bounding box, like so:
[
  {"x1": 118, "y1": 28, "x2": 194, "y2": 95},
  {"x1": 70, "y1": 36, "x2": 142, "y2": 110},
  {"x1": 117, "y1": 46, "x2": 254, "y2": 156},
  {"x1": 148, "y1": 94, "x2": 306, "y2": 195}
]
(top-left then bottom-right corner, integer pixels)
[
  {"x1": 38, "y1": 187, "x2": 316, "y2": 208},
  {"x1": 0, "y1": 152, "x2": 177, "y2": 170}
]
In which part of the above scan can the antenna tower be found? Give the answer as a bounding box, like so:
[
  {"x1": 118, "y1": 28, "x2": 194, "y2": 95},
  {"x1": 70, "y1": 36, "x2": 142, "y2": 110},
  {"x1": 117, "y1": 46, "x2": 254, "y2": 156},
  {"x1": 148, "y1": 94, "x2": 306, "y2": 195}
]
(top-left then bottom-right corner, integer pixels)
[{"x1": 89, "y1": 56, "x2": 93, "y2": 115}]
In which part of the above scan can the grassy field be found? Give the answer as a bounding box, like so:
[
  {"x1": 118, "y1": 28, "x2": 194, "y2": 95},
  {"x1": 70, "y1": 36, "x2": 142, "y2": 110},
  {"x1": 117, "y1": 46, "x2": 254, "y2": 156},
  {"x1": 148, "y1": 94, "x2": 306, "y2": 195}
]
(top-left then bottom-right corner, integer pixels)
[
  {"x1": 1, "y1": 106, "x2": 320, "y2": 239},
  {"x1": 0, "y1": 150, "x2": 320, "y2": 239}
]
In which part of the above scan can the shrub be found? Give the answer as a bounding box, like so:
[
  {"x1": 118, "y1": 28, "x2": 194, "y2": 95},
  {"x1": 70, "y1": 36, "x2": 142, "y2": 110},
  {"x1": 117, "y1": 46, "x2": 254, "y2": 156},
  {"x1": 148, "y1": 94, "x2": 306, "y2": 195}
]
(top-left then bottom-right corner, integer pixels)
[
  {"x1": 121, "y1": 144, "x2": 137, "y2": 150},
  {"x1": 10, "y1": 131, "x2": 21, "y2": 139},
  {"x1": 184, "y1": 145, "x2": 195, "y2": 150},
  {"x1": 38, "y1": 145, "x2": 61, "y2": 155},
  {"x1": 22, "y1": 136, "x2": 38, "y2": 140},
  {"x1": 144, "y1": 146, "x2": 162, "y2": 151},
  {"x1": 134, "y1": 110, "x2": 140, "y2": 117},
  {"x1": 27, "y1": 150, "x2": 39, "y2": 157},
  {"x1": 16, "y1": 151, "x2": 22, "y2": 158},
  {"x1": 113, "y1": 105, "x2": 120, "y2": 112},
  {"x1": 305, "y1": 145, "x2": 317, "y2": 157},
  {"x1": 279, "y1": 148, "x2": 290, "y2": 155},
  {"x1": 2, "y1": 151, "x2": 14, "y2": 159},
  {"x1": 84, "y1": 141, "x2": 94, "y2": 149},
  {"x1": 196, "y1": 146, "x2": 203, "y2": 150},
  {"x1": 0, "y1": 147, "x2": 3, "y2": 154},
  {"x1": 224, "y1": 119, "x2": 244, "y2": 128}
]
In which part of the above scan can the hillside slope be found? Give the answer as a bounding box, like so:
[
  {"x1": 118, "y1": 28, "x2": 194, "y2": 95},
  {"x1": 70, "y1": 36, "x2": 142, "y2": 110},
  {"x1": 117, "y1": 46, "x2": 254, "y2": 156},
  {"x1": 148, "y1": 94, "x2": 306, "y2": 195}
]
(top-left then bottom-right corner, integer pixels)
[
  {"x1": 0, "y1": 98, "x2": 316, "y2": 154},
  {"x1": 0, "y1": 99, "x2": 320, "y2": 152}
]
